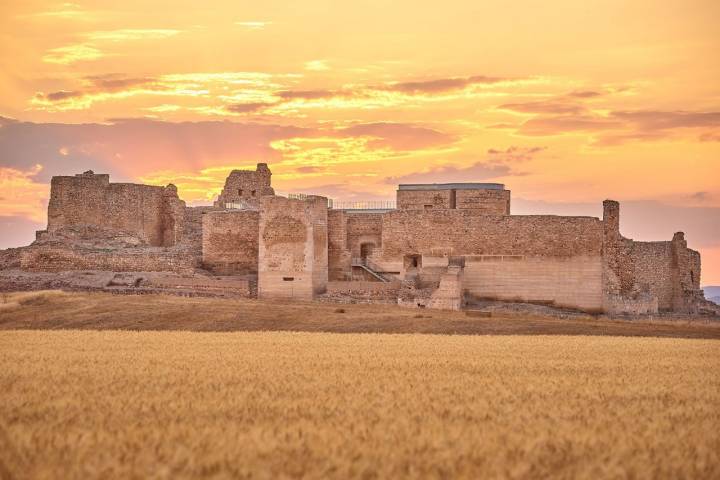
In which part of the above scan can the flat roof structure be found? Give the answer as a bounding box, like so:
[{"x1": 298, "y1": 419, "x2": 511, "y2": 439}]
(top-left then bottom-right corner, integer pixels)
[{"x1": 398, "y1": 183, "x2": 505, "y2": 191}]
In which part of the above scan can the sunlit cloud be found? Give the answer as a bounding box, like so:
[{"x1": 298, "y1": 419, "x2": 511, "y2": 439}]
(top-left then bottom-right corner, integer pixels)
[
  {"x1": 42, "y1": 29, "x2": 182, "y2": 65},
  {"x1": 23, "y1": 3, "x2": 95, "y2": 20},
  {"x1": 43, "y1": 43, "x2": 103, "y2": 64},
  {"x1": 305, "y1": 60, "x2": 330, "y2": 71},
  {"x1": 235, "y1": 21, "x2": 272, "y2": 30},
  {"x1": 0, "y1": 165, "x2": 48, "y2": 222},
  {"x1": 86, "y1": 29, "x2": 181, "y2": 41}
]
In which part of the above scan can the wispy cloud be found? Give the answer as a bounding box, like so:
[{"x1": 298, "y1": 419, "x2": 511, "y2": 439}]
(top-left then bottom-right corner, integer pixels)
[
  {"x1": 42, "y1": 28, "x2": 182, "y2": 64},
  {"x1": 384, "y1": 75, "x2": 508, "y2": 94},
  {"x1": 304, "y1": 60, "x2": 330, "y2": 71},
  {"x1": 235, "y1": 21, "x2": 271, "y2": 30},
  {"x1": 43, "y1": 44, "x2": 103, "y2": 64},
  {"x1": 86, "y1": 29, "x2": 180, "y2": 42},
  {"x1": 24, "y1": 3, "x2": 95, "y2": 20}
]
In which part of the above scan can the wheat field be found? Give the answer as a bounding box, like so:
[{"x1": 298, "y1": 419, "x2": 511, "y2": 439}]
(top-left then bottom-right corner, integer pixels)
[{"x1": 1, "y1": 330, "x2": 718, "y2": 479}]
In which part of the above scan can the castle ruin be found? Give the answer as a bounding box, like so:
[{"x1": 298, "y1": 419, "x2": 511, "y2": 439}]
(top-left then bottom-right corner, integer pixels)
[{"x1": 2, "y1": 163, "x2": 715, "y2": 316}]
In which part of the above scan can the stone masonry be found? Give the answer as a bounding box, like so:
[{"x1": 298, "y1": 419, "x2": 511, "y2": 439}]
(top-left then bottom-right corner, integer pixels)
[{"x1": 2, "y1": 162, "x2": 714, "y2": 316}]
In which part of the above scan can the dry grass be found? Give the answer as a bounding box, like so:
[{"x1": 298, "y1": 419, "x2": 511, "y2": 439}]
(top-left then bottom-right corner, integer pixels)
[
  {"x1": 1, "y1": 291, "x2": 719, "y2": 339},
  {"x1": 1, "y1": 330, "x2": 719, "y2": 479}
]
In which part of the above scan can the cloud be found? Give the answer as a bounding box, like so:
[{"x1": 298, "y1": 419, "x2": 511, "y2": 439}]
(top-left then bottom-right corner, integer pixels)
[
  {"x1": 340, "y1": 123, "x2": 456, "y2": 151},
  {"x1": 384, "y1": 75, "x2": 507, "y2": 94},
  {"x1": 610, "y1": 110, "x2": 720, "y2": 130},
  {"x1": 235, "y1": 21, "x2": 271, "y2": 29},
  {"x1": 293, "y1": 166, "x2": 325, "y2": 174},
  {"x1": 42, "y1": 29, "x2": 182, "y2": 65},
  {"x1": 43, "y1": 44, "x2": 103, "y2": 64},
  {"x1": 276, "y1": 89, "x2": 338, "y2": 100},
  {"x1": 699, "y1": 132, "x2": 720, "y2": 142},
  {"x1": 567, "y1": 90, "x2": 603, "y2": 98},
  {"x1": 385, "y1": 162, "x2": 512, "y2": 185},
  {"x1": 86, "y1": 29, "x2": 180, "y2": 42},
  {"x1": 499, "y1": 100, "x2": 585, "y2": 115},
  {"x1": 519, "y1": 115, "x2": 622, "y2": 135},
  {"x1": 226, "y1": 102, "x2": 274, "y2": 113},
  {"x1": 500, "y1": 92, "x2": 720, "y2": 143},
  {"x1": 24, "y1": 3, "x2": 96, "y2": 20},
  {"x1": 0, "y1": 166, "x2": 48, "y2": 222},
  {"x1": 305, "y1": 60, "x2": 330, "y2": 71},
  {"x1": 487, "y1": 146, "x2": 546, "y2": 162},
  {"x1": 690, "y1": 191, "x2": 710, "y2": 202},
  {"x1": 0, "y1": 118, "x2": 312, "y2": 184},
  {"x1": 513, "y1": 198, "x2": 720, "y2": 249},
  {"x1": 33, "y1": 75, "x2": 167, "y2": 109}
]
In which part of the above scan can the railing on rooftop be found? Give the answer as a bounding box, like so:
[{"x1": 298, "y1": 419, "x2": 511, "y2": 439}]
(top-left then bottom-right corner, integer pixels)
[
  {"x1": 223, "y1": 201, "x2": 255, "y2": 210},
  {"x1": 331, "y1": 200, "x2": 396, "y2": 210},
  {"x1": 242, "y1": 193, "x2": 396, "y2": 211}
]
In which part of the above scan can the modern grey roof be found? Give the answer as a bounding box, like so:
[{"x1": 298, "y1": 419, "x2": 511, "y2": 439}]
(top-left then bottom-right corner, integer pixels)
[{"x1": 397, "y1": 183, "x2": 505, "y2": 191}]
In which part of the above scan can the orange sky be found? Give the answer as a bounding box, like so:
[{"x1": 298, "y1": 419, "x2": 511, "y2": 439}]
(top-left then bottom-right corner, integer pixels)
[{"x1": 1, "y1": 1, "x2": 719, "y2": 283}]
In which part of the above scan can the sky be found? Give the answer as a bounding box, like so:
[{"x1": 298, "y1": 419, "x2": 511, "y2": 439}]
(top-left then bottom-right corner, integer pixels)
[{"x1": 0, "y1": 0, "x2": 719, "y2": 283}]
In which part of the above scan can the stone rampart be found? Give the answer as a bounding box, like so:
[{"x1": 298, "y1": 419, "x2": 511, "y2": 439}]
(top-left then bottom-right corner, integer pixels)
[
  {"x1": 20, "y1": 245, "x2": 195, "y2": 274},
  {"x1": 381, "y1": 210, "x2": 603, "y2": 258},
  {"x1": 202, "y1": 210, "x2": 260, "y2": 274},
  {"x1": 46, "y1": 171, "x2": 184, "y2": 247}
]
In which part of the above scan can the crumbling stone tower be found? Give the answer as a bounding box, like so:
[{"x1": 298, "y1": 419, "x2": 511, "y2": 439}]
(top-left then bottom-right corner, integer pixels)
[{"x1": 214, "y1": 163, "x2": 275, "y2": 209}]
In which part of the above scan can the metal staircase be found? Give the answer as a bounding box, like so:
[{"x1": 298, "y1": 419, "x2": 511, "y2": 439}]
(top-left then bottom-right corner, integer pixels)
[{"x1": 351, "y1": 257, "x2": 392, "y2": 282}]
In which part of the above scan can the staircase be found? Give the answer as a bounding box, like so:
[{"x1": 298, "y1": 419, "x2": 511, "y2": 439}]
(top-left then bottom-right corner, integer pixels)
[{"x1": 351, "y1": 257, "x2": 391, "y2": 282}]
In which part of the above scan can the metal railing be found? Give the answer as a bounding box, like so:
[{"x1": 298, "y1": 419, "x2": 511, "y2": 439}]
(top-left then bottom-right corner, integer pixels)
[
  {"x1": 223, "y1": 201, "x2": 255, "y2": 210},
  {"x1": 331, "y1": 200, "x2": 396, "y2": 210}
]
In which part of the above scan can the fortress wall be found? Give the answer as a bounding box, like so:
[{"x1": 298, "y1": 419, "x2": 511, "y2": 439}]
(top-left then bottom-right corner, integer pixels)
[
  {"x1": 346, "y1": 212, "x2": 383, "y2": 257},
  {"x1": 627, "y1": 241, "x2": 674, "y2": 310},
  {"x1": 327, "y1": 210, "x2": 351, "y2": 280},
  {"x1": 455, "y1": 189, "x2": 510, "y2": 214},
  {"x1": 202, "y1": 210, "x2": 260, "y2": 275},
  {"x1": 380, "y1": 210, "x2": 604, "y2": 311},
  {"x1": 258, "y1": 196, "x2": 328, "y2": 300},
  {"x1": 601, "y1": 201, "x2": 701, "y2": 313},
  {"x1": 397, "y1": 190, "x2": 452, "y2": 210},
  {"x1": 47, "y1": 172, "x2": 185, "y2": 247},
  {"x1": 20, "y1": 245, "x2": 195, "y2": 273},
  {"x1": 463, "y1": 256, "x2": 603, "y2": 311},
  {"x1": 381, "y1": 210, "x2": 603, "y2": 258}
]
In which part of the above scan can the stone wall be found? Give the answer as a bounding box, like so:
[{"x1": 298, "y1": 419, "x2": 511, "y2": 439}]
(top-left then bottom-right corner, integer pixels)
[
  {"x1": 327, "y1": 210, "x2": 351, "y2": 280},
  {"x1": 397, "y1": 189, "x2": 452, "y2": 210},
  {"x1": 601, "y1": 201, "x2": 703, "y2": 314},
  {"x1": 455, "y1": 189, "x2": 510, "y2": 214},
  {"x1": 463, "y1": 256, "x2": 603, "y2": 312},
  {"x1": 257, "y1": 196, "x2": 328, "y2": 300},
  {"x1": 396, "y1": 187, "x2": 509, "y2": 214},
  {"x1": 381, "y1": 210, "x2": 603, "y2": 259},
  {"x1": 46, "y1": 171, "x2": 185, "y2": 247},
  {"x1": 346, "y1": 212, "x2": 383, "y2": 257},
  {"x1": 214, "y1": 163, "x2": 274, "y2": 208},
  {"x1": 202, "y1": 210, "x2": 260, "y2": 275},
  {"x1": 20, "y1": 245, "x2": 195, "y2": 273}
]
